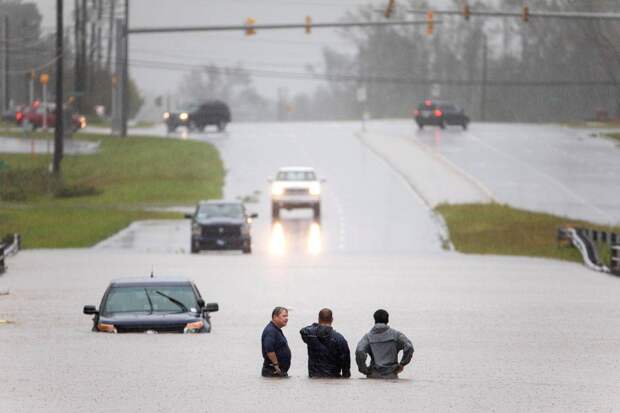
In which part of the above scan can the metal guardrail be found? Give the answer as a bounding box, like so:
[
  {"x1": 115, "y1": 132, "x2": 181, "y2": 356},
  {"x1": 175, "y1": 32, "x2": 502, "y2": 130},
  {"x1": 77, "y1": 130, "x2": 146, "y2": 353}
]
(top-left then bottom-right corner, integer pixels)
[
  {"x1": 611, "y1": 246, "x2": 620, "y2": 276},
  {"x1": 0, "y1": 234, "x2": 21, "y2": 275},
  {"x1": 558, "y1": 226, "x2": 618, "y2": 275}
]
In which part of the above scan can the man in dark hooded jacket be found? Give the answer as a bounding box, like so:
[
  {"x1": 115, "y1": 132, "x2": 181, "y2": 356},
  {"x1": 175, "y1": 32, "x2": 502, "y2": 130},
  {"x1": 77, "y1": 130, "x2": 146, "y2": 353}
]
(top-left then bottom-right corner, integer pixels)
[
  {"x1": 355, "y1": 309, "x2": 414, "y2": 379},
  {"x1": 299, "y1": 308, "x2": 351, "y2": 378}
]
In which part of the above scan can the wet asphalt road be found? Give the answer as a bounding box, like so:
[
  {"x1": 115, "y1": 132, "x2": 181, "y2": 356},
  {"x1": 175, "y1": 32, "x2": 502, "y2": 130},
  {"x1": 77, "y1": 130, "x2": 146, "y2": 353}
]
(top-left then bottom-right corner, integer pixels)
[
  {"x1": 2, "y1": 121, "x2": 620, "y2": 412},
  {"x1": 365, "y1": 120, "x2": 620, "y2": 225}
]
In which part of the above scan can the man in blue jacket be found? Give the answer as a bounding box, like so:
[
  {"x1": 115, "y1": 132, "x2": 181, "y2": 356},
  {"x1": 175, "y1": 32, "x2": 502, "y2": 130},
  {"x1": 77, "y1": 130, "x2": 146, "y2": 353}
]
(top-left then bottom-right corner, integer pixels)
[
  {"x1": 300, "y1": 308, "x2": 351, "y2": 378},
  {"x1": 261, "y1": 306, "x2": 291, "y2": 377}
]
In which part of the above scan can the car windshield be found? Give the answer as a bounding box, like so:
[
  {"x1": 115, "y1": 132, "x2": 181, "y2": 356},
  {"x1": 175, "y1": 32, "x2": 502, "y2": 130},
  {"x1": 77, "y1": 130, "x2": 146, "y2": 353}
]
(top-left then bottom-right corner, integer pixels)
[
  {"x1": 196, "y1": 203, "x2": 243, "y2": 219},
  {"x1": 276, "y1": 170, "x2": 317, "y2": 181},
  {"x1": 102, "y1": 285, "x2": 198, "y2": 315}
]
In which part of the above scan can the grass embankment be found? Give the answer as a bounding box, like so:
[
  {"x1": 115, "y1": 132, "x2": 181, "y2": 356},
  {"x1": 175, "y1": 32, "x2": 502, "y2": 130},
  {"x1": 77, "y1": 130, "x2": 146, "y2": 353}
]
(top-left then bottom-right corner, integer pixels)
[
  {"x1": 606, "y1": 133, "x2": 620, "y2": 143},
  {"x1": 0, "y1": 133, "x2": 223, "y2": 248},
  {"x1": 436, "y1": 203, "x2": 620, "y2": 265}
]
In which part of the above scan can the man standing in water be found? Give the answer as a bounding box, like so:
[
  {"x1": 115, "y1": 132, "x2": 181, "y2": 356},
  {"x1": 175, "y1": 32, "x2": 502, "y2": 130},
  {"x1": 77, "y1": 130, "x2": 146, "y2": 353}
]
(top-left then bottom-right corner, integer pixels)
[
  {"x1": 356, "y1": 309, "x2": 413, "y2": 379},
  {"x1": 261, "y1": 306, "x2": 291, "y2": 377}
]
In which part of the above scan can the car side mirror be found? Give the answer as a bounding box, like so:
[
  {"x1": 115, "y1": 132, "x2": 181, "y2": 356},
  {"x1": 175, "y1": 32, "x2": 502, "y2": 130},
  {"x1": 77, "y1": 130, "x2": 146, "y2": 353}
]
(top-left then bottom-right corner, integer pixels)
[
  {"x1": 205, "y1": 303, "x2": 219, "y2": 312},
  {"x1": 197, "y1": 298, "x2": 205, "y2": 308},
  {"x1": 184, "y1": 213, "x2": 193, "y2": 219},
  {"x1": 250, "y1": 213, "x2": 258, "y2": 219},
  {"x1": 83, "y1": 305, "x2": 98, "y2": 315}
]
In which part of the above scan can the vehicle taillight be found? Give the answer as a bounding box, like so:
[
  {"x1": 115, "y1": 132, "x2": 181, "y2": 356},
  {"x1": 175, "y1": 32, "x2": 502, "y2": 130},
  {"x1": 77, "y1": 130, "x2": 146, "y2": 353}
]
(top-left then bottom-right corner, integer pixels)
[
  {"x1": 425, "y1": 99, "x2": 432, "y2": 106},
  {"x1": 414, "y1": 109, "x2": 420, "y2": 117},
  {"x1": 15, "y1": 111, "x2": 23, "y2": 121},
  {"x1": 434, "y1": 109, "x2": 442, "y2": 117}
]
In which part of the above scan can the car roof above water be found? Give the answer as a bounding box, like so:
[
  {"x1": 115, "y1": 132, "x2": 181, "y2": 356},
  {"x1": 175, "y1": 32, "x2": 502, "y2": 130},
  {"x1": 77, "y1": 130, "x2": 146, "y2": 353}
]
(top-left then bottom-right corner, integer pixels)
[{"x1": 109, "y1": 276, "x2": 193, "y2": 287}]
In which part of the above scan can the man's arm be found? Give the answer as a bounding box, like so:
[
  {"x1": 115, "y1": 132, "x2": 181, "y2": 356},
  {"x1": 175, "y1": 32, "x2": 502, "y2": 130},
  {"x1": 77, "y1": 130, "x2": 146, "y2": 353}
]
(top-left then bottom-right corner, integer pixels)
[
  {"x1": 397, "y1": 332, "x2": 414, "y2": 366},
  {"x1": 355, "y1": 335, "x2": 370, "y2": 375},
  {"x1": 338, "y1": 336, "x2": 351, "y2": 378}
]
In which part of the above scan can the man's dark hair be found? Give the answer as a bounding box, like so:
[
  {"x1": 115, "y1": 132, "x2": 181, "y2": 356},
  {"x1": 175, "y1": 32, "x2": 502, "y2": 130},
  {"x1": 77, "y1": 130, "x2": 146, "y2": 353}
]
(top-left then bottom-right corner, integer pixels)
[
  {"x1": 373, "y1": 309, "x2": 389, "y2": 324},
  {"x1": 272, "y1": 306, "x2": 288, "y2": 318},
  {"x1": 318, "y1": 308, "x2": 333, "y2": 323}
]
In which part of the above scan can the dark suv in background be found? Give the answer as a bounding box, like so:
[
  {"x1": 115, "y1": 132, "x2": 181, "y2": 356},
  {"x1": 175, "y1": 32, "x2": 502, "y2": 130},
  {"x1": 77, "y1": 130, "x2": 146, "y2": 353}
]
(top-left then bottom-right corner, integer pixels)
[
  {"x1": 414, "y1": 100, "x2": 469, "y2": 130},
  {"x1": 163, "y1": 100, "x2": 231, "y2": 133},
  {"x1": 186, "y1": 200, "x2": 257, "y2": 254}
]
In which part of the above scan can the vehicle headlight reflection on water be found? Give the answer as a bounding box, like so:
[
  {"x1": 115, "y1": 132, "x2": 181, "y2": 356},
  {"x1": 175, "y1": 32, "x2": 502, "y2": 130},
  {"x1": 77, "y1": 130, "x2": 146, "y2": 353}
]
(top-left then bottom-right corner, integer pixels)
[
  {"x1": 307, "y1": 222, "x2": 322, "y2": 255},
  {"x1": 270, "y1": 222, "x2": 286, "y2": 255}
]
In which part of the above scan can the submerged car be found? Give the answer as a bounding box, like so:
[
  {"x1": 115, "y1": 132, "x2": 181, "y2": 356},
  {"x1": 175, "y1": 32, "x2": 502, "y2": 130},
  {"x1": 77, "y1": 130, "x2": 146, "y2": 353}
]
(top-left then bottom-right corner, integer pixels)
[
  {"x1": 414, "y1": 100, "x2": 469, "y2": 130},
  {"x1": 186, "y1": 200, "x2": 257, "y2": 254},
  {"x1": 270, "y1": 166, "x2": 324, "y2": 220},
  {"x1": 83, "y1": 276, "x2": 219, "y2": 334}
]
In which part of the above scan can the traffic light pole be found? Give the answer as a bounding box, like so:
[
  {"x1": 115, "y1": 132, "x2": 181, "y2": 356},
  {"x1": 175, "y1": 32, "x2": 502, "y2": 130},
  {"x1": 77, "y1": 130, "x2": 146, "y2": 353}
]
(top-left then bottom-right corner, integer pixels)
[
  {"x1": 2, "y1": 15, "x2": 8, "y2": 112},
  {"x1": 128, "y1": 19, "x2": 440, "y2": 35},
  {"x1": 53, "y1": 0, "x2": 64, "y2": 176},
  {"x1": 120, "y1": 0, "x2": 129, "y2": 138}
]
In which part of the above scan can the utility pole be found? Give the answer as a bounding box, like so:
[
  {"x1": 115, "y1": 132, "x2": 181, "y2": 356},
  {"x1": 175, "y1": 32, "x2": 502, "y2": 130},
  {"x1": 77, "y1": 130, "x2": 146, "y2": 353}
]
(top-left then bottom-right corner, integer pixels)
[
  {"x1": 74, "y1": 0, "x2": 81, "y2": 111},
  {"x1": 53, "y1": 0, "x2": 64, "y2": 176},
  {"x1": 2, "y1": 15, "x2": 8, "y2": 112},
  {"x1": 111, "y1": 18, "x2": 123, "y2": 134},
  {"x1": 480, "y1": 33, "x2": 488, "y2": 122},
  {"x1": 80, "y1": 0, "x2": 87, "y2": 111},
  {"x1": 120, "y1": 0, "x2": 128, "y2": 138},
  {"x1": 106, "y1": 0, "x2": 116, "y2": 73}
]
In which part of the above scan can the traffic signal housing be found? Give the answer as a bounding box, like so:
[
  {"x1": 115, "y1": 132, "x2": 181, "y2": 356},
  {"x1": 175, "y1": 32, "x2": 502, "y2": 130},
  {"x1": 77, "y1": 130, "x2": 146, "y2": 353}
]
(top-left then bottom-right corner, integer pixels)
[
  {"x1": 522, "y1": 6, "x2": 529, "y2": 22},
  {"x1": 245, "y1": 17, "x2": 256, "y2": 36},
  {"x1": 463, "y1": 4, "x2": 471, "y2": 20},
  {"x1": 384, "y1": 0, "x2": 396, "y2": 18},
  {"x1": 305, "y1": 16, "x2": 312, "y2": 34}
]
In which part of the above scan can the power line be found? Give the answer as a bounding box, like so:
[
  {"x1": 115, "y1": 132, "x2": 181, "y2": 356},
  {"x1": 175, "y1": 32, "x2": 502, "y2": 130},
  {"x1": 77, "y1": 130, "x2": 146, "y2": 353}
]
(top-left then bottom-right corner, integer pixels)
[{"x1": 128, "y1": 57, "x2": 617, "y2": 87}]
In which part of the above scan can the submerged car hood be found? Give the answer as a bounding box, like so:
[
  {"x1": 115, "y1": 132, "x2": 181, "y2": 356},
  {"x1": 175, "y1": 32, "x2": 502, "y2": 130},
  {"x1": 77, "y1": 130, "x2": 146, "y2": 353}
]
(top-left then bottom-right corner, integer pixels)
[
  {"x1": 196, "y1": 217, "x2": 244, "y2": 225},
  {"x1": 100, "y1": 312, "x2": 200, "y2": 326}
]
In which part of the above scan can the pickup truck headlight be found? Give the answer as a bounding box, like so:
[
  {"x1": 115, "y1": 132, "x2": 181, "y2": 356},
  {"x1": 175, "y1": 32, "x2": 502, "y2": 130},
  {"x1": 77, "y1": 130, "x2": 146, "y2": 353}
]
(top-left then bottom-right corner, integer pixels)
[
  {"x1": 271, "y1": 184, "x2": 284, "y2": 196},
  {"x1": 163, "y1": 112, "x2": 170, "y2": 120},
  {"x1": 179, "y1": 112, "x2": 189, "y2": 121},
  {"x1": 309, "y1": 183, "x2": 321, "y2": 195}
]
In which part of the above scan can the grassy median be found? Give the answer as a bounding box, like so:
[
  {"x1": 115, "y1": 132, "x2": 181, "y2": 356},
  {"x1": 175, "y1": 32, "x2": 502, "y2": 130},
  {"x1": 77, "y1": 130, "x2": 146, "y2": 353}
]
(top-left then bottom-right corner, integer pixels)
[
  {"x1": 436, "y1": 203, "x2": 620, "y2": 265},
  {"x1": 0, "y1": 133, "x2": 223, "y2": 248}
]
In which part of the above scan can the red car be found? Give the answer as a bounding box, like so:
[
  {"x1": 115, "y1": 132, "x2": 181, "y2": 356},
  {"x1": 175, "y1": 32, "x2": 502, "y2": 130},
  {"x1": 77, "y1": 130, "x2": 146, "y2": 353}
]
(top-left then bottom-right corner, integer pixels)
[{"x1": 16, "y1": 102, "x2": 87, "y2": 132}]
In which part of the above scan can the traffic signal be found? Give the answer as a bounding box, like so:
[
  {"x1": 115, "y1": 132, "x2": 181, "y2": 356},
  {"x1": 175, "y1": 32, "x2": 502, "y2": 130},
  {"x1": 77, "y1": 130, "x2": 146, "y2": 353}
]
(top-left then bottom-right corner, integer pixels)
[
  {"x1": 426, "y1": 10, "x2": 434, "y2": 35},
  {"x1": 384, "y1": 0, "x2": 396, "y2": 18},
  {"x1": 522, "y1": 6, "x2": 529, "y2": 22},
  {"x1": 245, "y1": 17, "x2": 256, "y2": 36},
  {"x1": 463, "y1": 4, "x2": 471, "y2": 20},
  {"x1": 305, "y1": 16, "x2": 312, "y2": 34}
]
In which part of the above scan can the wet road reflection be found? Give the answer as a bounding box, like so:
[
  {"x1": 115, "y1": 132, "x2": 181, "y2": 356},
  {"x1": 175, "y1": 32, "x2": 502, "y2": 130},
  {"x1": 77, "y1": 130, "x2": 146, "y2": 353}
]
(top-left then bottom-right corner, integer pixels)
[{"x1": 268, "y1": 217, "x2": 322, "y2": 256}]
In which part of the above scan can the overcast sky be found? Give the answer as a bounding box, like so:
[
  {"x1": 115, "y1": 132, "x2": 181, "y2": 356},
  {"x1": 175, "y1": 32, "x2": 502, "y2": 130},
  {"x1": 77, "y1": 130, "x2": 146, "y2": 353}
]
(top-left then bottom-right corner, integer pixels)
[{"x1": 37, "y1": 0, "x2": 406, "y2": 101}]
